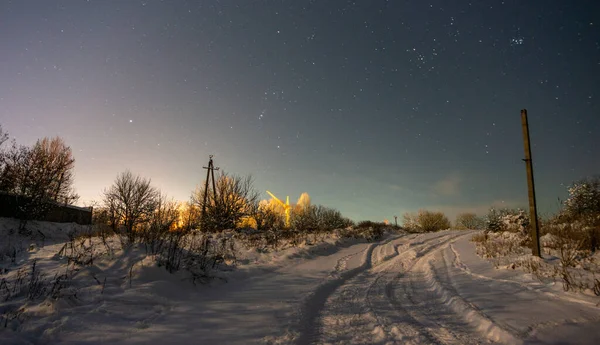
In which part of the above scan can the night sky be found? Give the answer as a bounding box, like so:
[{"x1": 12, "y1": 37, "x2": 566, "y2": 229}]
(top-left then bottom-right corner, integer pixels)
[{"x1": 1, "y1": 0, "x2": 598, "y2": 222}]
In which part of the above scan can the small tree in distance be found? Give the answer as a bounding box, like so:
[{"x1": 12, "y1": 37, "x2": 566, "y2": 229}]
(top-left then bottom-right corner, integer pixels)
[
  {"x1": 454, "y1": 212, "x2": 484, "y2": 229},
  {"x1": 403, "y1": 210, "x2": 451, "y2": 232},
  {"x1": 191, "y1": 171, "x2": 259, "y2": 231},
  {"x1": 103, "y1": 171, "x2": 159, "y2": 243}
]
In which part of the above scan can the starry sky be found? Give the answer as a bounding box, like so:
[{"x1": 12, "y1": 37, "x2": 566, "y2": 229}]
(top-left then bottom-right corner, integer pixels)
[{"x1": 1, "y1": 0, "x2": 598, "y2": 222}]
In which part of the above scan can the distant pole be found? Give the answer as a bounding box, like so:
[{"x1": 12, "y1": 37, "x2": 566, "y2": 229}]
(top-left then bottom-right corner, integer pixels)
[
  {"x1": 201, "y1": 155, "x2": 220, "y2": 225},
  {"x1": 394, "y1": 215, "x2": 398, "y2": 227},
  {"x1": 520, "y1": 109, "x2": 541, "y2": 257}
]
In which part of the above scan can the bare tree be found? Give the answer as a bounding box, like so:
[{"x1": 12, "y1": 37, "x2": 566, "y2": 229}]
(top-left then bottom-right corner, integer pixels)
[
  {"x1": 0, "y1": 141, "x2": 30, "y2": 195},
  {"x1": 0, "y1": 124, "x2": 8, "y2": 148},
  {"x1": 30, "y1": 137, "x2": 79, "y2": 203},
  {"x1": 0, "y1": 137, "x2": 78, "y2": 201},
  {"x1": 0, "y1": 136, "x2": 79, "y2": 232},
  {"x1": 454, "y1": 212, "x2": 484, "y2": 229},
  {"x1": 103, "y1": 171, "x2": 159, "y2": 243},
  {"x1": 141, "y1": 193, "x2": 180, "y2": 254},
  {"x1": 191, "y1": 171, "x2": 259, "y2": 231}
]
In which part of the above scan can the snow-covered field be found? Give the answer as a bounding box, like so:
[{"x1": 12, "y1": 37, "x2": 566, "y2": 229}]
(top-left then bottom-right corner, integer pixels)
[{"x1": 1, "y1": 218, "x2": 599, "y2": 344}]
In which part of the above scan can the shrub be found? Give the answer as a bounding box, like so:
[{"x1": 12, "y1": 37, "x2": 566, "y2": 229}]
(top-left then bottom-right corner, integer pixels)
[
  {"x1": 564, "y1": 177, "x2": 600, "y2": 221},
  {"x1": 341, "y1": 221, "x2": 385, "y2": 241},
  {"x1": 485, "y1": 208, "x2": 529, "y2": 234},
  {"x1": 253, "y1": 203, "x2": 285, "y2": 231},
  {"x1": 191, "y1": 172, "x2": 259, "y2": 232},
  {"x1": 560, "y1": 177, "x2": 600, "y2": 252},
  {"x1": 289, "y1": 205, "x2": 351, "y2": 233},
  {"x1": 403, "y1": 210, "x2": 450, "y2": 232},
  {"x1": 454, "y1": 212, "x2": 484, "y2": 229}
]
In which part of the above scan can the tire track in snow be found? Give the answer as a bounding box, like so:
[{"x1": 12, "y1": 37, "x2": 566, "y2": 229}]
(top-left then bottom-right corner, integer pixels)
[
  {"x1": 308, "y1": 232, "x2": 464, "y2": 344},
  {"x1": 330, "y1": 248, "x2": 369, "y2": 278},
  {"x1": 293, "y1": 240, "x2": 379, "y2": 345},
  {"x1": 373, "y1": 232, "x2": 469, "y2": 344},
  {"x1": 393, "y1": 239, "x2": 519, "y2": 344},
  {"x1": 293, "y1": 234, "x2": 414, "y2": 345}
]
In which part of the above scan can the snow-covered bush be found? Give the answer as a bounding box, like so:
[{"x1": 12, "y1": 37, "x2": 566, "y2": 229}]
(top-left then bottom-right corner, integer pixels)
[
  {"x1": 343, "y1": 220, "x2": 386, "y2": 241},
  {"x1": 474, "y1": 231, "x2": 529, "y2": 261},
  {"x1": 564, "y1": 178, "x2": 600, "y2": 220},
  {"x1": 154, "y1": 230, "x2": 236, "y2": 284},
  {"x1": 485, "y1": 208, "x2": 529, "y2": 234},
  {"x1": 560, "y1": 178, "x2": 600, "y2": 252}
]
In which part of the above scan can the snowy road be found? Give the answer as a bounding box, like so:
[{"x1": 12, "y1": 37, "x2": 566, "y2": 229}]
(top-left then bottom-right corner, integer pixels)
[{"x1": 31, "y1": 230, "x2": 600, "y2": 345}]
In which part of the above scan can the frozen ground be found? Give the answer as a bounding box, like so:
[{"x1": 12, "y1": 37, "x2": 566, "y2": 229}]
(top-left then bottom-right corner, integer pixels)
[{"x1": 0, "y1": 219, "x2": 599, "y2": 344}]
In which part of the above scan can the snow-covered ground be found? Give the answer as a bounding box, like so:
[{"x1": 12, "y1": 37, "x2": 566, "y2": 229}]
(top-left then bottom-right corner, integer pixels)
[{"x1": 1, "y1": 218, "x2": 599, "y2": 344}]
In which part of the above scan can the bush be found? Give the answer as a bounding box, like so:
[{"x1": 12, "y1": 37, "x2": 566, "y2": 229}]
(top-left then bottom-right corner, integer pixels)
[
  {"x1": 340, "y1": 221, "x2": 385, "y2": 241},
  {"x1": 403, "y1": 210, "x2": 450, "y2": 232},
  {"x1": 454, "y1": 213, "x2": 484, "y2": 229},
  {"x1": 485, "y1": 208, "x2": 529, "y2": 235},
  {"x1": 252, "y1": 203, "x2": 285, "y2": 231},
  {"x1": 564, "y1": 177, "x2": 600, "y2": 221},
  {"x1": 191, "y1": 172, "x2": 259, "y2": 232},
  {"x1": 290, "y1": 205, "x2": 352, "y2": 233},
  {"x1": 290, "y1": 205, "x2": 319, "y2": 233},
  {"x1": 560, "y1": 177, "x2": 600, "y2": 252}
]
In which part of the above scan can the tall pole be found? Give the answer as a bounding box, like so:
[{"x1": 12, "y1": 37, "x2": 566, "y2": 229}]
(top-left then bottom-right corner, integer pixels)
[
  {"x1": 520, "y1": 109, "x2": 541, "y2": 257},
  {"x1": 201, "y1": 155, "x2": 219, "y2": 224},
  {"x1": 201, "y1": 157, "x2": 212, "y2": 223},
  {"x1": 211, "y1": 162, "x2": 218, "y2": 201}
]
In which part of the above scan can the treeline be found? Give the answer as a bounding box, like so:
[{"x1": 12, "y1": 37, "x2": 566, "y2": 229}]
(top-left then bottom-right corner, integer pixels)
[
  {"x1": 0, "y1": 126, "x2": 78, "y2": 233},
  {"x1": 95, "y1": 169, "x2": 359, "y2": 245},
  {"x1": 1, "y1": 125, "x2": 393, "y2": 244},
  {"x1": 401, "y1": 210, "x2": 484, "y2": 232}
]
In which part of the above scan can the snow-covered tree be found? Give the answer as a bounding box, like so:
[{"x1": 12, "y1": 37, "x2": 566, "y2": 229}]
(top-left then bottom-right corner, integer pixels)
[{"x1": 564, "y1": 178, "x2": 600, "y2": 222}]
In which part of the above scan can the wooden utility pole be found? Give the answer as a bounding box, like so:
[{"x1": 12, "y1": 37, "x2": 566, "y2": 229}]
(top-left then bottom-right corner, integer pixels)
[
  {"x1": 520, "y1": 109, "x2": 541, "y2": 257},
  {"x1": 201, "y1": 155, "x2": 219, "y2": 223},
  {"x1": 394, "y1": 215, "x2": 398, "y2": 227}
]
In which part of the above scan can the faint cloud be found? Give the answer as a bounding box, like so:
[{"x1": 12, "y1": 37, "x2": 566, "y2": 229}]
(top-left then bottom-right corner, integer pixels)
[
  {"x1": 389, "y1": 184, "x2": 403, "y2": 191},
  {"x1": 432, "y1": 172, "x2": 462, "y2": 197}
]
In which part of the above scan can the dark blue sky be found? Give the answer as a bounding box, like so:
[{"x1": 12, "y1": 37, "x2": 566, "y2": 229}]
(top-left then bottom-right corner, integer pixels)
[{"x1": 1, "y1": 0, "x2": 598, "y2": 221}]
